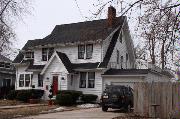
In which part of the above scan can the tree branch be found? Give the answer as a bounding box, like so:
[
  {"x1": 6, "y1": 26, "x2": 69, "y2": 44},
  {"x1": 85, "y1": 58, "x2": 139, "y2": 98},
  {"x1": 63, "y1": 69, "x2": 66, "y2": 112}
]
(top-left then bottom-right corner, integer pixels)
[{"x1": 0, "y1": 0, "x2": 13, "y2": 16}]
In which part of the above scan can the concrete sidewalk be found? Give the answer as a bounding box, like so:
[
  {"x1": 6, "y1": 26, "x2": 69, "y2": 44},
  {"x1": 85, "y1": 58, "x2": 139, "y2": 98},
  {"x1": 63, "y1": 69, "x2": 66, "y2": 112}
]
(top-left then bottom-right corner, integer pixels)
[{"x1": 0, "y1": 104, "x2": 47, "y2": 109}]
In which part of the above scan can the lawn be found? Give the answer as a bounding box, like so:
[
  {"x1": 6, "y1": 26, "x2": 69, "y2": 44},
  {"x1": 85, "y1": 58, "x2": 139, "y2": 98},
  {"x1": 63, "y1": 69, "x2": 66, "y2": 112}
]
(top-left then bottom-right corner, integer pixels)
[{"x1": 0, "y1": 105, "x2": 57, "y2": 119}]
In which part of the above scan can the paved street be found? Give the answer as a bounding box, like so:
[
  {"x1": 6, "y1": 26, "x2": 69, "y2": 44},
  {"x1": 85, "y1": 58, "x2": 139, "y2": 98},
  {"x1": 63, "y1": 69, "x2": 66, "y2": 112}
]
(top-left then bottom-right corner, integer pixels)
[{"x1": 18, "y1": 108, "x2": 125, "y2": 119}]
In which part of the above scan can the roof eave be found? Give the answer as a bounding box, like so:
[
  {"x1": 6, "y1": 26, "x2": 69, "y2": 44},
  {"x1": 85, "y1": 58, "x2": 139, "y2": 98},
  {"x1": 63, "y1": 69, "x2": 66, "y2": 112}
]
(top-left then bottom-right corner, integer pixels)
[{"x1": 101, "y1": 74, "x2": 147, "y2": 77}]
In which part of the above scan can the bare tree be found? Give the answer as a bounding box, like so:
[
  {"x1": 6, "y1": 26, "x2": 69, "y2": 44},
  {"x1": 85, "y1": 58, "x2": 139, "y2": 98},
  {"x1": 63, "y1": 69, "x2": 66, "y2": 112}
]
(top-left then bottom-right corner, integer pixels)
[
  {"x1": 0, "y1": 0, "x2": 32, "y2": 55},
  {"x1": 92, "y1": 0, "x2": 180, "y2": 70}
]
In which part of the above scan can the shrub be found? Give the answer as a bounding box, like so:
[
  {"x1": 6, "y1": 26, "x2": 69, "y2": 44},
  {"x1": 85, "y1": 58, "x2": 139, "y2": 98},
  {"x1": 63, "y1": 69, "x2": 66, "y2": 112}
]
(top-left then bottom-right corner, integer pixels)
[
  {"x1": 57, "y1": 90, "x2": 82, "y2": 104},
  {"x1": 81, "y1": 94, "x2": 98, "y2": 103},
  {"x1": 16, "y1": 89, "x2": 44, "y2": 102},
  {"x1": 31, "y1": 89, "x2": 44, "y2": 99},
  {"x1": 6, "y1": 90, "x2": 18, "y2": 100},
  {"x1": 56, "y1": 93, "x2": 73, "y2": 106},
  {"x1": 16, "y1": 90, "x2": 32, "y2": 102}
]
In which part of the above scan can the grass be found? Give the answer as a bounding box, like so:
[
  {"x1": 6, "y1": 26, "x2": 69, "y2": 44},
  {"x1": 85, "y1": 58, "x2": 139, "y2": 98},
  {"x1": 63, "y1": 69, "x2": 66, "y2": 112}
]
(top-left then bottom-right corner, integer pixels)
[
  {"x1": 0, "y1": 105, "x2": 57, "y2": 119},
  {"x1": 0, "y1": 100, "x2": 28, "y2": 106}
]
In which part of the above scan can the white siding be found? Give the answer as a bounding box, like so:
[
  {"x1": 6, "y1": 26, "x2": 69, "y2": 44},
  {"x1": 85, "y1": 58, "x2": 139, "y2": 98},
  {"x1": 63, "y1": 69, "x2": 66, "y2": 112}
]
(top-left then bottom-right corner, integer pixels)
[
  {"x1": 67, "y1": 74, "x2": 76, "y2": 90},
  {"x1": 33, "y1": 43, "x2": 102, "y2": 65},
  {"x1": 74, "y1": 71, "x2": 103, "y2": 98},
  {"x1": 15, "y1": 65, "x2": 33, "y2": 90},
  {"x1": 108, "y1": 27, "x2": 132, "y2": 69},
  {"x1": 43, "y1": 56, "x2": 68, "y2": 100}
]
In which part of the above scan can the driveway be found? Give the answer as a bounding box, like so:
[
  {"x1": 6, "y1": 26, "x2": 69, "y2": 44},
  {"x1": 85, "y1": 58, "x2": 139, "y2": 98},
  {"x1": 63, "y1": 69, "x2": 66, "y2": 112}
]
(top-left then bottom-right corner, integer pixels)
[{"x1": 18, "y1": 108, "x2": 125, "y2": 119}]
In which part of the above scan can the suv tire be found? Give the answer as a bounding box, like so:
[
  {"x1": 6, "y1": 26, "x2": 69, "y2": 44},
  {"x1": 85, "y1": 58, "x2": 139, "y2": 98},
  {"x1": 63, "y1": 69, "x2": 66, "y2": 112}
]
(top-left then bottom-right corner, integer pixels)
[
  {"x1": 125, "y1": 104, "x2": 131, "y2": 113},
  {"x1": 102, "y1": 105, "x2": 108, "y2": 112}
]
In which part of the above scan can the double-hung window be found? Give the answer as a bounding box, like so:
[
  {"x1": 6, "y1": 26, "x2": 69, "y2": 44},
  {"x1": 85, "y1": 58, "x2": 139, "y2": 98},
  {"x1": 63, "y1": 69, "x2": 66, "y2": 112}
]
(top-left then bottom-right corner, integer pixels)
[
  {"x1": 79, "y1": 72, "x2": 95, "y2": 88},
  {"x1": 19, "y1": 74, "x2": 33, "y2": 87},
  {"x1": 88, "y1": 72, "x2": 95, "y2": 88},
  {"x1": 126, "y1": 53, "x2": 128, "y2": 68},
  {"x1": 25, "y1": 52, "x2": 34, "y2": 59},
  {"x1": 79, "y1": 72, "x2": 86, "y2": 88},
  {"x1": 78, "y1": 44, "x2": 93, "y2": 59},
  {"x1": 121, "y1": 56, "x2": 124, "y2": 69},
  {"x1": 42, "y1": 48, "x2": 54, "y2": 61},
  {"x1": 25, "y1": 74, "x2": 30, "y2": 87},
  {"x1": 86, "y1": 44, "x2": 93, "y2": 59},
  {"x1": 117, "y1": 50, "x2": 119, "y2": 64},
  {"x1": 19, "y1": 74, "x2": 24, "y2": 87},
  {"x1": 78, "y1": 45, "x2": 85, "y2": 59}
]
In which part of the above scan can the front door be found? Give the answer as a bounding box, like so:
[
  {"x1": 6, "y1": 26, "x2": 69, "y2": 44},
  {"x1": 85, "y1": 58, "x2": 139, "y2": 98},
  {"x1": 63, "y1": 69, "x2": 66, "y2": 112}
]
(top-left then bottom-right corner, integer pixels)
[{"x1": 53, "y1": 76, "x2": 58, "y2": 95}]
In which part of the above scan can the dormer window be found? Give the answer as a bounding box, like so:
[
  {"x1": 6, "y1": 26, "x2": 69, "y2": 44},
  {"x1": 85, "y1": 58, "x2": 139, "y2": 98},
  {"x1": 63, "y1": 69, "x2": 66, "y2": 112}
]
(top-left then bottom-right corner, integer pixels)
[
  {"x1": 78, "y1": 44, "x2": 93, "y2": 59},
  {"x1": 25, "y1": 51, "x2": 34, "y2": 59},
  {"x1": 0, "y1": 62, "x2": 5, "y2": 68},
  {"x1": 42, "y1": 48, "x2": 54, "y2": 61}
]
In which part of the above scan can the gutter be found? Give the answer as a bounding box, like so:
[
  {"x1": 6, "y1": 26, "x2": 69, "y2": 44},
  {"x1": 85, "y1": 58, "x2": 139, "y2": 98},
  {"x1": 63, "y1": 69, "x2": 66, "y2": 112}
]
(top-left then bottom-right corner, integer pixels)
[{"x1": 101, "y1": 74, "x2": 147, "y2": 77}]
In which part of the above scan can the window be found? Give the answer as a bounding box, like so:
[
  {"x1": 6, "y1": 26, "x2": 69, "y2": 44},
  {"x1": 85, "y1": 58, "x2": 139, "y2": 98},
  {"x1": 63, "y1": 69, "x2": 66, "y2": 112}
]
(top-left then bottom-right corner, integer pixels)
[
  {"x1": 0, "y1": 62, "x2": 5, "y2": 68},
  {"x1": 86, "y1": 44, "x2": 93, "y2": 59},
  {"x1": 121, "y1": 56, "x2": 123, "y2": 69},
  {"x1": 48, "y1": 48, "x2": 54, "y2": 60},
  {"x1": 25, "y1": 74, "x2": 30, "y2": 87},
  {"x1": 19, "y1": 74, "x2": 24, "y2": 87},
  {"x1": 19, "y1": 74, "x2": 33, "y2": 87},
  {"x1": 25, "y1": 52, "x2": 34, "y2": 59},
  {"x1": 126, "y1": 53, "x2": 128, "y2": 68},
  {"x1": 79, "y1": 72, "x2": 86, "y2": 88},
  {"x1": 78, "y1": 45, "x2": 85, "y2": 59},
  {"x1": 42, "y1": 48, "x2": 54, "y2": 61},
  {"x1": 126, "y1": 53, "x2": 128, "y2": 61},
  {"x1": 38, "y1": 74, "x2": 43, "y2": 87},
  {"x1": 78, "y1": 44, "x2": 93, "y2": 59},
  {"x1": 88, "y1": 72, "x2": 95, "y2": 88},
  {"x1": 5, "y1": 63, "x2": 10, "y2": 69},
  {"x1": 119, "y1": 32, "x2": 122, "y2": 43},
  {"x1": 117, "y1": 50, "x2": 119, "y2": 64},
  {"x1": 79, "y1": 72, "x2": 95, "y2": 88}
]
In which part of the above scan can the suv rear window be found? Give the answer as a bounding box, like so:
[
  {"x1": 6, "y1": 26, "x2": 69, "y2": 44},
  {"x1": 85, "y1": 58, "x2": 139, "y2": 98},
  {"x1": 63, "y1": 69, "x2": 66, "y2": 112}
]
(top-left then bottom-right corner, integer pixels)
[{"x1": 105, "y1": 86, "x2": 133, "y2": 95}]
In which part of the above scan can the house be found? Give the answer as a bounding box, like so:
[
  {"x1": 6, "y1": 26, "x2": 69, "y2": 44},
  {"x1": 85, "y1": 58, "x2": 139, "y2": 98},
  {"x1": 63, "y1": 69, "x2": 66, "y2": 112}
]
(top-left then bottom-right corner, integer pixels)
[
  {"x1": 13, "y1": 6, "x2": 173, "y2": 100},
  {"x1": 0, "y1": 54, "x2": 16, "y2": 97}
]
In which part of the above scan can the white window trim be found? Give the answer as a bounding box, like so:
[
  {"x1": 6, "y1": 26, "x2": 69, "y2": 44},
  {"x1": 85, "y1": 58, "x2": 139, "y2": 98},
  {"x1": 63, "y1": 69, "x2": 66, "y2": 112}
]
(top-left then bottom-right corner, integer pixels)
[
  {"x1": 18, "y1": 73, "x2": 33, "y2": 88},
  {"x1": 24, "y1": 51, "x2": 34, "y2": 59},
  {"x1": 78, "y1": 44, "x2": 93, "y2": 59},
  {"x1": 79, "y1": 72, "x2": 95, "y2": 89}
]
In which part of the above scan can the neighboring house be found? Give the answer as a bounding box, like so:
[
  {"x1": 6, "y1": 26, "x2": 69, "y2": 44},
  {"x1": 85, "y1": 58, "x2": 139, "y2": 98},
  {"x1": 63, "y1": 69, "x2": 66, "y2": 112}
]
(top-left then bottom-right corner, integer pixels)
[
  {"x1": 0, "y1": 54, "x2": 15, "y2": 88},
  {"x1": 13, "y1": 6, "x2": 173, "y2": 100}
]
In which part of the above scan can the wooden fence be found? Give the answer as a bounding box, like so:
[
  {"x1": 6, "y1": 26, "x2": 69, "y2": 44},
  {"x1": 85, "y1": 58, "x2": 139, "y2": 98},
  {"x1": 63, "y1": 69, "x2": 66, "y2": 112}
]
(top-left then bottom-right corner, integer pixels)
[{"x1": 134, "y1": 82, "x2": 180, "y2": 119}]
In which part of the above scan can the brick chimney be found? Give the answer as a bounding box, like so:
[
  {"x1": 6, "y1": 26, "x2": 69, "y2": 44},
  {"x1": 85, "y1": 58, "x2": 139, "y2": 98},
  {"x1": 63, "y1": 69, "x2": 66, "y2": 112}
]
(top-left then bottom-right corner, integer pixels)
[{"x1": 107, "y1": 6, "x2": 116, "y2": 27}]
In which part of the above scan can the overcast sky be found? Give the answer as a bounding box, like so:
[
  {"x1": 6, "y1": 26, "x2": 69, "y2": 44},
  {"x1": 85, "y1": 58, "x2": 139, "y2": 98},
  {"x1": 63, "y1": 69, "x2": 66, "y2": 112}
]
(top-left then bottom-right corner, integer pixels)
[{"x1": 14, "y1": 0, "x2": 101, "y2": 49}]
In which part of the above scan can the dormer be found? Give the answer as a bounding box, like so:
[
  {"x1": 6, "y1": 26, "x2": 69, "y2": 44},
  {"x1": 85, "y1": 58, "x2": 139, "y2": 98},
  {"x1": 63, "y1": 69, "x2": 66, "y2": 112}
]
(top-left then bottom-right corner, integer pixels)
[{"x1": 24, "y1": 51, "x2": 34, "y2": 59}]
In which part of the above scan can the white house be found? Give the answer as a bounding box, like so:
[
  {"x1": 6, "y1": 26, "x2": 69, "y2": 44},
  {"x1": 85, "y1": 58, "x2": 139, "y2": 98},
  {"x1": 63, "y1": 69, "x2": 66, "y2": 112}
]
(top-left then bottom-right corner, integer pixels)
[{"x1": 13, "y1": 6, "x2": 173, "y2": 100}]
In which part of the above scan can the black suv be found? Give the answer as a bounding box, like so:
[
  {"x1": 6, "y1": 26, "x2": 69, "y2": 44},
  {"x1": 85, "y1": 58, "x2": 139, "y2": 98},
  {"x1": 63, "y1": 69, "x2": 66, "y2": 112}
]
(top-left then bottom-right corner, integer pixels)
[{"x1": 101, "y1": 85, "x2": 133, "y2": 112}]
